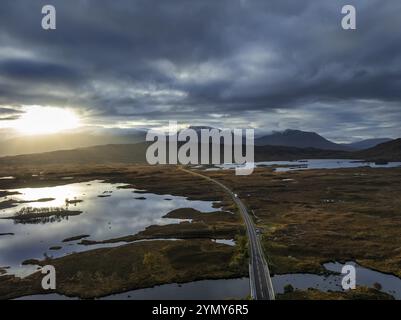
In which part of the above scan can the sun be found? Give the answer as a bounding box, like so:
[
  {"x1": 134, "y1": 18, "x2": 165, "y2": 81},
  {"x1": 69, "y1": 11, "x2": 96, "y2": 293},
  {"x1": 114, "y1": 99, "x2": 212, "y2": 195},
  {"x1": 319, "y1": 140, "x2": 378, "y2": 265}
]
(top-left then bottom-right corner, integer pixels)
[{"x1": 13, "y1": 106, "x2": 80, "y2": 135}]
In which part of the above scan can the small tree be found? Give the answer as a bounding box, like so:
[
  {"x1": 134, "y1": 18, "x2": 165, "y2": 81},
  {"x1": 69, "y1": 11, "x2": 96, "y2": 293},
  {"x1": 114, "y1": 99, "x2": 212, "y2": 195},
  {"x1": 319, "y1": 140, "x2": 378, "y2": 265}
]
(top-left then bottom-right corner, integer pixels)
[
  {"x1": 284, "y1": 284, "x2": 294, "y2": 294},
  {"x1": 373, "y1": 282, "x2": 382, "y2": 291}
]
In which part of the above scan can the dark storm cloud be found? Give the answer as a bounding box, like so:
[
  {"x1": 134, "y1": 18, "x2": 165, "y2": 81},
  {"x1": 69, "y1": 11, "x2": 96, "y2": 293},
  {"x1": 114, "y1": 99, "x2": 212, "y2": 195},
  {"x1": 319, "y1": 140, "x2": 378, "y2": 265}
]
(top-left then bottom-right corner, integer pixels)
[
  {"x1": 0, "y1": 58, "x2": 81, "y2": 83},
  {"x1": 0, "y1": 0, "x2": 400, "y2": 140},
  {"x1": 0, "y1": 106, "x2": 21, "y2": 121},
  {"x1": 0, "y1": 107, "x2": 20, "y2": 117}
]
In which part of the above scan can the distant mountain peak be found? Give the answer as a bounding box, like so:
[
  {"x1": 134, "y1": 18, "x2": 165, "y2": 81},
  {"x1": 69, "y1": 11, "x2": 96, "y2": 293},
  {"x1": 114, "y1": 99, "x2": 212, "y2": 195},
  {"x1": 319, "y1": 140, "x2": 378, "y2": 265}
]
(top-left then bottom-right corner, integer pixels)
[
  {"x1": 186, "y1": 125, "x2": 220, "y2": 132},
  {"x1": 347, "y1": 138, "x2": 393, "y2": 150},
  {"x1": 282, "y1": 129, "x2": 305, "y2": 133},
  {"x1": 254, "y1": 129, "x2": 395, "y2": 151},
  {"x1": 255, "y1": 129, "x2": 352, "y2": 151}
]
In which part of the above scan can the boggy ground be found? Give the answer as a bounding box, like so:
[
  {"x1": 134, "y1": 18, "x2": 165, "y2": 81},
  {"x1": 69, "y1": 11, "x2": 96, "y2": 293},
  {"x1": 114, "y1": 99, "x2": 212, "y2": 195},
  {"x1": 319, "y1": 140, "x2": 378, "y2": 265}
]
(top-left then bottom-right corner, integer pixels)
[
  {"x1": 3, "y1": 164, "x2": 400, "y2": 299},
  {"x1": 1, "y1": 239, "x2": 247, "y2": 299},
  {"x1": 0, "y1": 164, "x2": 247, "y2": 299},
  {"x1": 198, "y1": 167, "x2": 401, "y2": 280}
]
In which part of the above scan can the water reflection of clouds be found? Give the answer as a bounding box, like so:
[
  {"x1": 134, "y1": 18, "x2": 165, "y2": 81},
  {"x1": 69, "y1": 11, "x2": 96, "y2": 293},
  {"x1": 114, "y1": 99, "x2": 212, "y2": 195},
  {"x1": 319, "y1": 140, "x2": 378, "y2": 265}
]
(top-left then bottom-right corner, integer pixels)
[
  {"x1": 214, "y1": 159, "x2": 401, "y2": 172},
  {"x1": 272, "y1": 261, "x2": 401, "y2": 300},
  {"x1": 0, "y1": 180, "x2": 219, "y2": 277}
]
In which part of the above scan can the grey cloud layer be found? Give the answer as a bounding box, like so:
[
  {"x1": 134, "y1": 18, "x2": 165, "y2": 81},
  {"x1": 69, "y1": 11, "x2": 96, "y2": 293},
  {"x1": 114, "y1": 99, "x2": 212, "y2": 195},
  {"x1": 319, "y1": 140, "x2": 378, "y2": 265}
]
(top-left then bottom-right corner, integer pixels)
[{"x1": 0, "y1": 0, "x2": 400, "y2": 140}]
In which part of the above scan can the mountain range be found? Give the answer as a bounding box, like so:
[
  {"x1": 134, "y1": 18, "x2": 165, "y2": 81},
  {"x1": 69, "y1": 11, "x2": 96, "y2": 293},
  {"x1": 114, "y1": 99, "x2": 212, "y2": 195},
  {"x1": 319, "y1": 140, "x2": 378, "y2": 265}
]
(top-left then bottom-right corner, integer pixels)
[
  {"x1": 254, "y1": 129, "x2": 392, "y2": 151},
  {"x1": 0, "y1": 137, "x2": 400, "y2": 167},
  {"x1": 0, "y1": 128, "x2": 393, "y2": 157}
]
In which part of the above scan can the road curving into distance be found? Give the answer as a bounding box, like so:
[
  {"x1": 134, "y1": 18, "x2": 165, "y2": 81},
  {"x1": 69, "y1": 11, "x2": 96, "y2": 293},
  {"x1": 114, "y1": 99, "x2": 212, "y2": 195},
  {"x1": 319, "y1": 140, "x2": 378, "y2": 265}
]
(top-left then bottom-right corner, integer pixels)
[{"x1": 179, "y1": 167, "x2": 275, "y2": 300}]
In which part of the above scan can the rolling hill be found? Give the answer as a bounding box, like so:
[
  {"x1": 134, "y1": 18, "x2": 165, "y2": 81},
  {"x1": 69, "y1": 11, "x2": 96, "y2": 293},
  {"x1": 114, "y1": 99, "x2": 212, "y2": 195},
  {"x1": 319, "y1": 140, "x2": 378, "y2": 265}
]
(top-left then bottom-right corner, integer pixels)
[
  {"x1": 0, "y1": 132, "x2": 399, "y2": 167},
  {"x1": 0, "y1": 130, "x2": 147, "y2": 157},
  {"x1": 0, "y1": 143, "x2": 150, "y2": 166},
  {"x1": 0, "y1": 141, "x2": 351, "y2": 166},
  {"x1": 0, "y1": 127, "x2": 393, "y2": 157},
  {"x1": 354, "y1": 138, "x2": 401, "y2": 161}
]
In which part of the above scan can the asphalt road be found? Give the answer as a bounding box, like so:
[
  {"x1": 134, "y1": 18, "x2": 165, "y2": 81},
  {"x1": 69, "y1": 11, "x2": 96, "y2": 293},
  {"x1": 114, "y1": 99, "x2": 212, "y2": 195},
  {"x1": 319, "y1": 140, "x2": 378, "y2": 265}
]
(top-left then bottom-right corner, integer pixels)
[{"x1": 180, "y1": 167, "x2": 275, "y2": 300}]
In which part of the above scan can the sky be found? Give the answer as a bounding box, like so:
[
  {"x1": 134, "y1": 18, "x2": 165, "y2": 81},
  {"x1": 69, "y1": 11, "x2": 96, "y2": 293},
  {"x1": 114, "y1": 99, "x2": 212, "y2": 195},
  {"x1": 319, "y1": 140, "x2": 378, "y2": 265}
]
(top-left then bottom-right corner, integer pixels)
[{"x1": 0, "y1": 0, "x2": 401, "y2": 142}]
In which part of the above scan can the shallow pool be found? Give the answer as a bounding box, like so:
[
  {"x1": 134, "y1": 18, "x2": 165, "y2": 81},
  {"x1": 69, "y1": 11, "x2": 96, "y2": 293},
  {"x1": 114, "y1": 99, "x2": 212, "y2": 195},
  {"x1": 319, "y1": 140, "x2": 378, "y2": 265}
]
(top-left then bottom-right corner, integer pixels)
[{"x1": 0, "y1": 180, "x2": 220, "y2": 277}]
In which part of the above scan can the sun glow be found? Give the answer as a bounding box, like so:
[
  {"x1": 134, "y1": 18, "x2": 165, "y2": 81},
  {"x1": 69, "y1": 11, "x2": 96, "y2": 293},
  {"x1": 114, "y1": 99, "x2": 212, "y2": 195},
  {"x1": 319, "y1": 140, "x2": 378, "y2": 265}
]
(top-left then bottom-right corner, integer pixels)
[{"x1": 13, "y1": 106, "x2": 80, "y2": 135}]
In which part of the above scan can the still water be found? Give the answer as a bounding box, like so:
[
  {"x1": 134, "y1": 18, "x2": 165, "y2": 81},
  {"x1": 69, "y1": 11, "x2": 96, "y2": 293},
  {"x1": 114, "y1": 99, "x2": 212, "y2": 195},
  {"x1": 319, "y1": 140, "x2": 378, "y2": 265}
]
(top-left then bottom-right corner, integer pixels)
[
  {"x1": 16, "y1": 261, "x2": 401, "y2": 300},
  {"x1": 0, "y1": 180, "x2": 220, "y2": 277},
  {"x1": 272, "y1": 261, "x2": 401, "y2": 299},
  {"x1": 210, "y1": 159, "x2": 401, "y2": 172}
]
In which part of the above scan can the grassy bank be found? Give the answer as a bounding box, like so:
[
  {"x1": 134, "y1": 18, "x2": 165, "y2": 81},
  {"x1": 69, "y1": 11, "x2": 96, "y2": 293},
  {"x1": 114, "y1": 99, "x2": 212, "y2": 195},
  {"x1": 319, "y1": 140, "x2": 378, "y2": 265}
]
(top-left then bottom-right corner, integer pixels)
[{"x1": 1, "y1": 239, "x2": 247, "y2": 299}]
